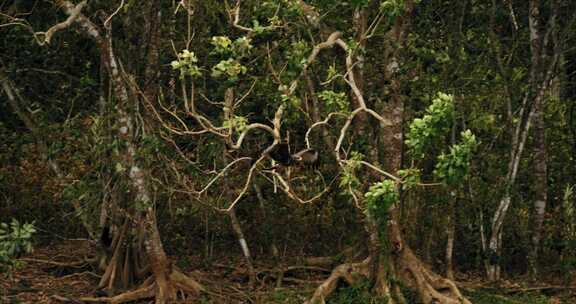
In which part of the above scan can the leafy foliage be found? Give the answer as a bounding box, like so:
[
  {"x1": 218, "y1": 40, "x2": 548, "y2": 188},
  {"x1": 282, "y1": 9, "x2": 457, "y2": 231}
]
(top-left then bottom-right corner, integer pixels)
[
  {"x1": 433, "y1": 130, "x2": 478, "y2": 186},
  {"x1": 171, "y1": 49, "x2": 201, "y2": 79},
  {"x1": 319, "y1": 90, "x2": 349, "y2": 113},
  {"x1": 380, "y1": 0, "x2": 406, "y2": 20},
  {"x1": 211, "y1": 36, "x2": 253, "y2": 58},
  {"x1": 339, "y1": 151, "x2": 364, "y2": 191},
  {"x1": 223, "y1": 115, "x2": 248, "y2": 134},
  {"x1": 209, "y1": 35, "x2": 252, "y2": 81},
  {"x1": 210, "y1": 36, "x2": 233, "y2": 55},
  {"x1": 397, "y1": 168, "x2": 421, "y2": 190},
  {"x1": 405, "y1": 92, "x2": 455, "y2": 159},
  {"x1": 211, "y1": 58, "x2": 247, "y2": 80},
  {"x1": 365, "y1": 180, "x2": 398, "y2": 224},
  {"x1": 0, "y1": 219, "x2": 36, "y2": 271}
]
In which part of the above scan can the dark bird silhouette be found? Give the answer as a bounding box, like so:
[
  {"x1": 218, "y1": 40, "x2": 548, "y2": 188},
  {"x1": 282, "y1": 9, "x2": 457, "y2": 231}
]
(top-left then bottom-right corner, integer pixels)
[
  {"x1": 292, "y1": 148, "x2": 319, "y2": 170},
  {"x1": 267, "y1": 143, "x2": 320, "y2": 170},
  {"x1": 268, "y1": 142, "x2": 293, "y2": 166}
]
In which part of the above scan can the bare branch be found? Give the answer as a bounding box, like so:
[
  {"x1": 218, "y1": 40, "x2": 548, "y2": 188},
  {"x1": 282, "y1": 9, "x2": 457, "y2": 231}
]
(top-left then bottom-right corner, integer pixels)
[
  {"x1": 197, "y1": 157, "x2": 252, "y2": 196},
  {"x1": 229, "y1": 123, "x2": 276, "y2": 149},
  {"x1": 260, "y1": 170, "x2": 335, "y2": 205},
  {"x1": 228, "y1": 0, "x2": 254, "y2": 33},
  {"x1": 104, "y1": 0, "x2": 125, "y2": 28},
  {"x1": 305, "y1": 112, "x2": 346, "y2": 148},
  {"x1": 358, "y1": 161, "x2": 400, "y2": 182},
  {"x1": 286, "y1": 32, "x2": 342, "y2": 96},
  {"x1": 35, "y1": 1, "x2": 87, "y2": 45},
  {"x1": 220, "y1": 156, "x2": 266, "y2": 212}
]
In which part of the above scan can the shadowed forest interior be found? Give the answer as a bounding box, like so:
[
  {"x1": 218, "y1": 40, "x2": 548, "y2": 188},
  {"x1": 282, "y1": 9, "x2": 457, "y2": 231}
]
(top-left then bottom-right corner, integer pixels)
[{"x1": 1, "y1": 0, "x2": 576, "y2": 303}]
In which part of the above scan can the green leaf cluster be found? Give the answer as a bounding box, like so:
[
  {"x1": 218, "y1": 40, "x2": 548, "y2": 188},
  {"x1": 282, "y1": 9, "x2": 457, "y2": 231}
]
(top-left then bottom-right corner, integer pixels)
[
  {"x1": 223, "y1": 115, "x2": 248, "y2": 134},
  {"x1": 365, "y1": 180, "x2": 398, "y2": 223},
  {"x1": 211, "y1": 36, "x2": 253, "y2": 58},
  {"x1": 339, "y1": 151, "x2": 364, "y2": 191},
  {"x1": 210, "y1": 36, "x2": 252, "y2": 81},
  {"x1": 251, "y1": 19, "x2": 279, "y2": 34},
  {"x1": 405, "y1": 92, "x2": 455, "y2": 158},
  {"x1": 171, "y1": 49, "x2": 201, "y2": 79},
  {"x1": 380, "y1": 0, "x2": 405, "y2": 20},
  {"x1": 211, "y1": 36, "x2": 233, "y2": 54},
  {"x1": 211, "y1": 58, "x2": 247, "y2": 80},
  {"x1": 397, "y1": 168, "x2": 421, "y2": 190},
  {"x1": 318, "y1": 90, "x2": 348, "y2": 112},
  {"x1": 0, "y1": 219, "x2": 36, "y2": 269},
  {"x1": 286, "y1": 41, "x2": 310, "y2": 71},
  {"x1": 433, "y1": 130, "x2": 478, "y2": 186}
]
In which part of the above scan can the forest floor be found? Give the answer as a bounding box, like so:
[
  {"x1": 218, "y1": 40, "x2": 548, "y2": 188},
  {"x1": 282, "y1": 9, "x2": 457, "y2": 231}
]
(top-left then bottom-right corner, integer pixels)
[{"x1": 1, "y1": 240, "x2": 575, "y2": 303}]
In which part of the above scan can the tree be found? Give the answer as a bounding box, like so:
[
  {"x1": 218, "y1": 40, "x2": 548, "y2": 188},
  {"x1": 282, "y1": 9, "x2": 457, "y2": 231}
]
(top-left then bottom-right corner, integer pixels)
[{"x1": 486, "y1": 0, "x2": 568, "y2": 281}]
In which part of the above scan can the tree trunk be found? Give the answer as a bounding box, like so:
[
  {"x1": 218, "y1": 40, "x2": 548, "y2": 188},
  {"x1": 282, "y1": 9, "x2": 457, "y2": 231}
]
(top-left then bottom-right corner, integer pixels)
[
  {"x1": 445, "y1": 198, "x2": 456, "y2": 281},
  {"x1": 309, "y1": 1, "x2": 472, "y2": 301},
  {"x1": 528, "y1": 90, "x2": 548, "y2": 278},
  {"x1": 42, "y1": 3, "x2": 205, "y2": 302},
  {"x1": 228, "y1": 208, "x2": 257, "y2": 286},
  {"x1": 487, "y1": 0, "x2": 559, "y2": 281}
]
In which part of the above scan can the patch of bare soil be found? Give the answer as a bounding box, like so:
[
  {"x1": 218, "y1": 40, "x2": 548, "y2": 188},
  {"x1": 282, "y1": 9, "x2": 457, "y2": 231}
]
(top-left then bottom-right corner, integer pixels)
[
  {"x1": 1, "y1": 241, "x2": 321, "y2": 303},
  {"x1": 1, "y1": 240, "x2": 98, "y2": 303},
  {"x1": 6, "y1": 241, "x2": 572, "y2": 303}
]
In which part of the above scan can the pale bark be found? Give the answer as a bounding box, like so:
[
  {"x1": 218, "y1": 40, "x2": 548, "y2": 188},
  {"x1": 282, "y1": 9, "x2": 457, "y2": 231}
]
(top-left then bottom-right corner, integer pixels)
[
  {"x1": 486, "y1": 0, "x2": 559, "y2": 281},
  {"x1": 222, "y1": 87, "x2": 256, "y2": 285},
  {"x1": 228, "y1": 208, "x2": 256, "y2": 285},
  {"x1": 445, "y1": 201, "x2": 456, "y2": 281},
  {"x1": 528, "y1": 92, "x2": 548, "y2": 278},
  {"x1": 39, "y1": 2, "x2": 203, "y2": 302}
]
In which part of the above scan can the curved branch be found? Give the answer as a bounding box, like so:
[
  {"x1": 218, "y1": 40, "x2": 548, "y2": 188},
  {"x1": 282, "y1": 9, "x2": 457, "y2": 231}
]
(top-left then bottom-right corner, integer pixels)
[
  {"x1": 285, "y1": 32, "x2": 342, "y2": 96},
  {"x1": 229, "y1": 123, "x2": 275, "y2": 149},
  {"x1": 305, "y1": 112, "x2": 347, "y2": 148},
  {"x1": 35, "y1": 1, "x2": 88, "y2": 45},
  {"x1": 262, "y1": 171, "x2": 334, "y2": 205},
  {"x1": 104, "y1": 0, "x2": 125, "y2": 28},
  {"x1": 334, "y1": 108, "x2": 363, "y2": 159},
  {"x1": 358, "y1": 161, "x2": 400, "y2": 182},
  {"x1": 197, "y1": 157, "x2": 252, "y2": 195},
  {"x1": 228, "y1": 0, "x2": 254, "y2": 33}
]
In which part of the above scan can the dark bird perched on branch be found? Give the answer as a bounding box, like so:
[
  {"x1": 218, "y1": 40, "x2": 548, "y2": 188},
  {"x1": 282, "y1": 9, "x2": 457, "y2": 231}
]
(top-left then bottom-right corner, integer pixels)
[
  {"x1": 266, "y1": 143, "x2": 320, "y2": 170},
  {"x1": 292, "y1": 148, "x2": 319, "y2": 170},
  {"x1": 268, "y1": 142, "x2": 293, "y2": 166}
]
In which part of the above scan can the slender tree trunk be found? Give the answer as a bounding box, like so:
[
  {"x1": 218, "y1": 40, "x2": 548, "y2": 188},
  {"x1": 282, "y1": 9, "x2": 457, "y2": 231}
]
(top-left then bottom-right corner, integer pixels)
[
  {"x1": 528, "y1": 92, "x2": 548, "y2": 278},
  {"x1": 222, "y1": 87, "x2": 256, "y2": 285},
  {"x1": 445, "y1": 198, "x2": 456, "y2": 281},
  {"x1": 486, "y1": 0, "x2": 559, "y2": 281},
  {"x1": 228, "y1": 208, "x2": 256, "y2": 284}
]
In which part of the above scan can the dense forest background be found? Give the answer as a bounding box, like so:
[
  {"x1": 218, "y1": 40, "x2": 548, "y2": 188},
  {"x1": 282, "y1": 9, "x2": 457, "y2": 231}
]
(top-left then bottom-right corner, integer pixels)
[{"x1": 1, "y1": 0, "x2": 576, "y2": 303}]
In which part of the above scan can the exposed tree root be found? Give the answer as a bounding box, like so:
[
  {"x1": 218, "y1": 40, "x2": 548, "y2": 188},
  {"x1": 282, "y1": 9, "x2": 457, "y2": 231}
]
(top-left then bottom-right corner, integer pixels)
[
  {"x1": 306, "y1": 249, "x2": 471, "y2": 304},
  {"x1": 19, "y1": 257, "x2": 93, "y2": 268},
  {"x1": 307, "y1": 225, "x2": 471, "y2": 304},
  {"x1": 89, "y1": 220, "x2": 204, "y2": 304},
  {"x1": 80, "y1": 270, "x2": 204, "y2": 304},
  {"x1": 305, "y1": 258, "x2": 370, "y2": 304},
  {"x1": 393, "y1": 245, "x2": 471, "y2": 304}
]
